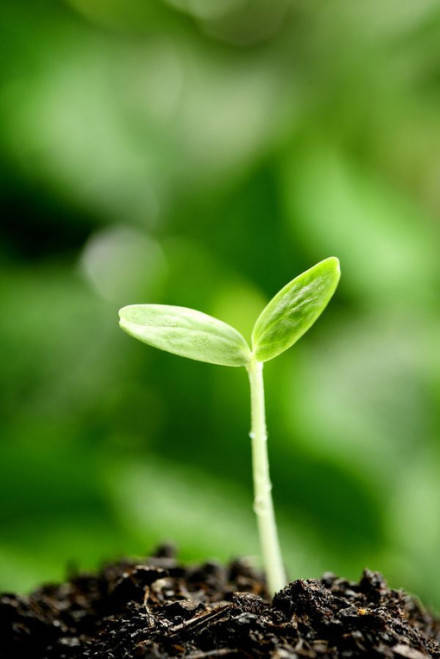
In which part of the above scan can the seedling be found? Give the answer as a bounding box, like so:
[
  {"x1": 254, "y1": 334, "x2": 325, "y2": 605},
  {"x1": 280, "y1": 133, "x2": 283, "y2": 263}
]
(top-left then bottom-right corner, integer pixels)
[{"x1": 118, "y1": 257, "x2": 340, "y2": 595}]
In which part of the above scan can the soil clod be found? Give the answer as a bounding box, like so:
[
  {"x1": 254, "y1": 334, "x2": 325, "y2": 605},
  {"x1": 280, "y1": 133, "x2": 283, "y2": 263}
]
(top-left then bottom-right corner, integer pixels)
[{"x1": 1, "y1": 546, "x2": 439, "y2": 657}]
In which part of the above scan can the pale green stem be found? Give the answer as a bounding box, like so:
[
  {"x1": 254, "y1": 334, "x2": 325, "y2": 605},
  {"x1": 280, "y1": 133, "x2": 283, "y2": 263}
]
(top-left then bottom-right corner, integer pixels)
[{"x1": 246, "y1": 356, "x2": 286, "y2": 595}]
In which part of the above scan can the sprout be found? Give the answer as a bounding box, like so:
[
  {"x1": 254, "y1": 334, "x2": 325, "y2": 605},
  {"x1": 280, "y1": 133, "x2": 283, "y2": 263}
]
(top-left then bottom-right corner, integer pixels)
[{"x1": 118, "y1": 256, "x2": 341, "y2": 595}]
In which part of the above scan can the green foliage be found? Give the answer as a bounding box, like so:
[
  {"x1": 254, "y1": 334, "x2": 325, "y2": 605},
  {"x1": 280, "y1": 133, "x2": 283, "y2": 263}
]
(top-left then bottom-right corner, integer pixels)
[
  {"x1": 119, "y1": 260, "x2": 340, "y2": 594},
  {"x1": 252, "y1": 257, "x2": 340, "y2": 363},
  {"x1": 119, "y1": 259, "x2": 340, "y2": 371},
  {"x1": 119, "y1": 304, "x2": 251, "y2": 367},
  {"x1": 118, "y1": 260, "x2": 341, "y2": 592}
]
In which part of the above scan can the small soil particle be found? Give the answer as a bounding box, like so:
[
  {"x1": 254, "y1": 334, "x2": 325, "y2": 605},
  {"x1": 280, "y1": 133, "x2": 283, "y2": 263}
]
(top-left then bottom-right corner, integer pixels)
[{"x1": 1, "y1": 545, "x2": 439, "y2": 658}]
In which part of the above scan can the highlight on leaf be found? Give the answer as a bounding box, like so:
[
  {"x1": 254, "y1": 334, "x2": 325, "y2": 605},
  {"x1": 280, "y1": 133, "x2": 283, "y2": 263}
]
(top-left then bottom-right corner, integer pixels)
[
  {"x1": 118, "y1": 304, "x2": 251, "y2": 367},
  {"x1": 251, "y1": 256, "x2": 340, "y2": 362}
]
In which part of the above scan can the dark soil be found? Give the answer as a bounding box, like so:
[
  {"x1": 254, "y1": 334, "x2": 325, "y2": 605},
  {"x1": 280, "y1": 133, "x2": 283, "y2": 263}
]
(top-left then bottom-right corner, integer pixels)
[{"x1": 1, "y1": 545, "x2": 439, "y2": 658}]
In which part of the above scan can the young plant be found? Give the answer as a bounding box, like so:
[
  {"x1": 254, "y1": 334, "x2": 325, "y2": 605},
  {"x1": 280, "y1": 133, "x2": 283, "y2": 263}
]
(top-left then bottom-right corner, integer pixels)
[{"x1": 118, "y1": 257, "x2": 340, "y2": 595}]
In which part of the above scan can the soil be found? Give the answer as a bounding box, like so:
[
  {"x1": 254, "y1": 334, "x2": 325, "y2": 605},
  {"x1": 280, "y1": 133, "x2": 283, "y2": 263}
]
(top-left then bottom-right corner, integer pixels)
[{"x1": 1, "y1": 545, "x2": 439, "y2": 658}]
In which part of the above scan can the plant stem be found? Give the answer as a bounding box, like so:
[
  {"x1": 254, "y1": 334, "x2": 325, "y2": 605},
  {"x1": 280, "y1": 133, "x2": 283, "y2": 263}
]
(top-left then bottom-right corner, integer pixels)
[{"x1": 246, "y1": 356, "x2": 286, "y2": 596}]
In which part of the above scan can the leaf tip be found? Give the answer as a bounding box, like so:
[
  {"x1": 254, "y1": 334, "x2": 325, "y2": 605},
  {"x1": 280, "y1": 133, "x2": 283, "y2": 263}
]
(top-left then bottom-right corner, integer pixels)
[
  {"x1": 118, "y1": 304, "x2": 137, "y2": 332},
  {"x1": 317, "y1": 255, "x2": 341, "y2": 291},
  {"x1": 323, "y1": 255, "x2": 341, "y2": 276}
]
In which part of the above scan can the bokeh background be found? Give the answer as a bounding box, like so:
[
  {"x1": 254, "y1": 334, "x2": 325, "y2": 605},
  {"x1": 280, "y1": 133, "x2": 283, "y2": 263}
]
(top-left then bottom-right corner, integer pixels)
[{"x1": 1, "y1": 0, "x2": 440, "y2": 609}]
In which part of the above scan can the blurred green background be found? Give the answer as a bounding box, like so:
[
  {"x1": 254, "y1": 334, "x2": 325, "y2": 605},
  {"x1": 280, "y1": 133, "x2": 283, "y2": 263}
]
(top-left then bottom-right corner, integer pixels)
[{"x1": 1, "y1": 0, "x2": 440, "y2": 609}]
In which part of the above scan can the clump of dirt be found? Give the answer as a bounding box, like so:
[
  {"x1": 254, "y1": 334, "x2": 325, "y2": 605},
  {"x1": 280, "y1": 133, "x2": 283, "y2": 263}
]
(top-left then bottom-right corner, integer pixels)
[{"x1": 1, "y1": 545, "x2": 439, "y2": 658}]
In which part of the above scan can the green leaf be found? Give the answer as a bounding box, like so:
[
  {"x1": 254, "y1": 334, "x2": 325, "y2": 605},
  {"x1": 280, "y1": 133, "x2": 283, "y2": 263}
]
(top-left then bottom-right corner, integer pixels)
[
  {"x1": 119, "y1": 304, "x2": 251, "y2": 367},
  {"x1": 252, "y1": 257, "x2": 340, "y2": 362}
]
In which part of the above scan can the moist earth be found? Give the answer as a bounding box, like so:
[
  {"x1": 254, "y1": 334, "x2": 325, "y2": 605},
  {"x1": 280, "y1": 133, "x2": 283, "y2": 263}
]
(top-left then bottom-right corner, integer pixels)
[{"x1": 1, "y1": 545, "x2": 439, "y2": 658}]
